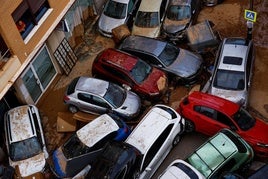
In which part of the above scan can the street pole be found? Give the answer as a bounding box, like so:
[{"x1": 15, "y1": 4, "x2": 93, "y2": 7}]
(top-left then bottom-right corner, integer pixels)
[{"x1": 247, "y1": 0, "x2": 253, "y2": 40}]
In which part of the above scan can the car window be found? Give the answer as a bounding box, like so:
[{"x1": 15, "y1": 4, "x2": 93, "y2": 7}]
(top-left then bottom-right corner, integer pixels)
[
  {"x1": 135, "y1": 11, "x2": 159, "y2": 27},
  {"x1": 128, "y1": 0, "x2": 134, "y2": 13},
  {"x1": 78, "y1": 93, "x2": 92, "y2": 103},
  {"x1": 215, "y1": 111, "x2": 236, "y2": 129},
  {"x1": 158, "y1": 43, "x2": 179, "y2": 66},
  {"x1": 213, "y1": 69, "x2": 245, "y2": 90},
  {"x1": 104, "y1": 83, "x2": 125, "y2": 108},
  {"x1": 130, "y1": 59, "x2": 152, "y2": 84},
  {"x1": 211, "y1": 158, "x2": 236, "y2": 179},
  {"x1": 167, "y1": 5, "x2": 191, "y2": 20},
  {"x1": 91, "y1": 95, "x2": 110, "y2": 108},
  {"x1": 194, "y1": 106, "x2": 215, "y2": 119},
  {"x1": 104, "y1": 0, "x2": 127, "y2": 19},
  {"x1": 141, "y1": 124, "x2": 173, "y2": 171},
  {"x1": 232, "y1": 108, "x2": 255, "y2": 131}
]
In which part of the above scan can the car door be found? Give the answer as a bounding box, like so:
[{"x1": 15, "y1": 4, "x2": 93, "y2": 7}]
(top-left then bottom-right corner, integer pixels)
[
  {"x1": 193, "y1": 105, "x2": 225, "y2": 136},
  {"x1": 77, "y1": 93, "x2": 111, "y2": 114},
  {"x1": 139, "y1": 125, "x2": 173, "y2": 179}
]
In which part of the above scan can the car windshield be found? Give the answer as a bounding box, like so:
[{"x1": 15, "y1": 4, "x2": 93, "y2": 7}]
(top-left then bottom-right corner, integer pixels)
[
  {"x1": 158, "y1": 43, "x2": 179, "y2": 66},
  {"x1": 167, "y1": 5, "x2": 191, "y2": 20},
  {"x1": 104, "y1": 83, "x2": 126, "y2": 108},
  {"x1": 135, "y1": 11, "x2": 159, "y2": 27},
  {"x1": 62, "y1": 134, "x2": 91, "y2": 159},
  {"x1": 213, "y1": 69, "x2": 245, "y2": 90},
  {"x1": 130, "y1": 59, "x2": 152, "y2": 84},
  {"x1": 232, "y1": 108, "x2": 256, "y2": 131},
  {"x1": 104, "y1": 0, "x2": 127, "y2": 19},
  {"x1": 10, "y1": 137, "x2": 42, "y2": 161}
]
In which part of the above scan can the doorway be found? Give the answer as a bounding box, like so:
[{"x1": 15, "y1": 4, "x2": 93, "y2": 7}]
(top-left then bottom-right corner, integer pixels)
[{"x1": 22, "y1": 45, "x2": 57, "y2": 103}]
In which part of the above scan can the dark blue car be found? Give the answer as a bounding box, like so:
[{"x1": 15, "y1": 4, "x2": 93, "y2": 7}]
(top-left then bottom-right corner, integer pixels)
[{"x1": 50, "y1": 113, "x2": 131, "y2": 178}]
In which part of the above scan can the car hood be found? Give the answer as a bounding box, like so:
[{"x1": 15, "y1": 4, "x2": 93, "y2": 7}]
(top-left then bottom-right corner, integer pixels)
[
  {"x1": 132, "y1": 25, "x2": 160, "y2": 38},
  {"x1": 98, "y1": 14, "x2": 126, "y2": 33},
  {"x1": 10, "y1": 152, "x2": 46, "y2": 177},
  {"x1": 168, "y1": 49, "x2": 202, "y2": 77},
  {"x1": 141, "y1": 68, "x2": 168, "y2": 94},
  {"x1": 210, "y1": 87, "x2": 246, "y2": 106},
  {"x1": 241, "y1": 119, "x2": 268, "y2": 146},
  {"x1": 116, "y1": 90, "x2": 141, "y2": 119},
  {"x1": 163, "y1": 18, "x2": 189, "y2": 34}
]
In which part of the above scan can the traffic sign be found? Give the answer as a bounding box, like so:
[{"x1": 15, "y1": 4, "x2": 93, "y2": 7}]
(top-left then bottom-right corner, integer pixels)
[{"x1": 244, "y1": 9, "x2": 257, "y2": 22}]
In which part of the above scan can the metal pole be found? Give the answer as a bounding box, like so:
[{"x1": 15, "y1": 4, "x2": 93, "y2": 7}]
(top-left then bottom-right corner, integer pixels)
[{"x1": 247, "y1": 0, "x2": 253, "y2": 40}]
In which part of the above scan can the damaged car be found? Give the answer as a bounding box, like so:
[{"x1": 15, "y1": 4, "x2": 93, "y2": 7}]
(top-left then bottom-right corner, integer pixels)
[
  {"x1": 162, "y1": 0, "x2": 202, "y2": 42},
  {"x1": 64, "y1": 76, "x2": 141, "y2": 120},
  {"x1": 4, "y1": 105, "x2": 48, "y2": 178},
  {"x1": 50, "y1": 113, "x2": 131, "y2": 178},
  {"x1": 92, "y1": 48, "x2": 169, "y2": 101},
  {"x1": 119, "y1": 35, "x2": 203, "y2": 85},
  {"x1": 203, "y1": 37, "x2": 255, "y2": 108}
]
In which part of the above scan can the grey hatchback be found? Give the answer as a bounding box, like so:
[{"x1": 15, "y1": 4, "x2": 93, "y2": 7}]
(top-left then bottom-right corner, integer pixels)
[
  {"x1": 64, "y1": 76, "x2": 141, "y2": 120},
  {"x1": 119, "y1": 35, "x2": 203, "y2": 85}
]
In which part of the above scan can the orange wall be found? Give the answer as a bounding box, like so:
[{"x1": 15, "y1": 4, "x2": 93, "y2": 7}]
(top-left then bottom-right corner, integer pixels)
[{"x1": 0, "y1": 0, "x2": 73, "y2": 63}]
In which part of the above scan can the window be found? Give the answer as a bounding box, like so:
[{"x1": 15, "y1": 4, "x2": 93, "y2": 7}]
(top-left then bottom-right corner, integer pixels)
[
  {"x1": 215, "y1": 111, "x2": 235, "y2": 128},
  {"x1": 142, "y1": 124, "x2": 173, "y2": 171},
  {"x1": 194, "y1": 106, "x2": 215, "y2": 119},
  {"x1": 12, "y1": 0, "x2": 50, "y2": 39}
]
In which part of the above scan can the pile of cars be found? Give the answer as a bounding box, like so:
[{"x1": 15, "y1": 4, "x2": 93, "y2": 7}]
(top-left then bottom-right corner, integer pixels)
[{"x1": 2, "y1": 0, "x2": 266, "y2": 178}]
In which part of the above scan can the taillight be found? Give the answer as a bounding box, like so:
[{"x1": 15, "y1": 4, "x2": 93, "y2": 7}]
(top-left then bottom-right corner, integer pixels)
[{"x1": 63, "y1": 96, "x2": 70, "y2": 101}]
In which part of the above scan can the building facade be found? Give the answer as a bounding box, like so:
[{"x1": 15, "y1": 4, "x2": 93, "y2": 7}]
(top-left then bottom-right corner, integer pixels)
[{"x1": 0, "y1": 0, "x2": 100, "y2": 125}]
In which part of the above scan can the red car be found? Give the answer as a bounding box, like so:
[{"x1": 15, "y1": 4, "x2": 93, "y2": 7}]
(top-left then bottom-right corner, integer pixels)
[
  {"x1": 92, "y1": 48, "x2": 169, "y2": 101},
  {"x1": 177, "y1": 91, "x2": 268, "y2": 157}
]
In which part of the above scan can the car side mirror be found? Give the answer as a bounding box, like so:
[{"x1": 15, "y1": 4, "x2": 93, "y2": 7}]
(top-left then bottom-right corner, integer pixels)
[{"x1": 122, "y1": 84, "x2": 131, "y2": 91}]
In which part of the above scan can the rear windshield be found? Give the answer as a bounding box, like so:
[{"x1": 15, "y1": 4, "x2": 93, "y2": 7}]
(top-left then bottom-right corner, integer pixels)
[{"x1": 135, "y1": 11, "x2": 159, "y2": 27}]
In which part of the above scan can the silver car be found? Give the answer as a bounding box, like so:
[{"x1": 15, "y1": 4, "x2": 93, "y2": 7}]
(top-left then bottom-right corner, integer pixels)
[
  {"x1": 204, "y1": 37, "x2": 255, "y2": 108},
  {"x1": 64, "y1": 76, "x2": 141, "y2": 120},
  {"x1": 98, "y1": 0, "x2": 140, "y2": 37}
]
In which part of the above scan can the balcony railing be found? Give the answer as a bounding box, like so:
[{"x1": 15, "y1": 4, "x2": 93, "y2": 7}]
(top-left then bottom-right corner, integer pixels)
[{"x1": 0, "y1": 35, "x2": 11, "y2": 68}]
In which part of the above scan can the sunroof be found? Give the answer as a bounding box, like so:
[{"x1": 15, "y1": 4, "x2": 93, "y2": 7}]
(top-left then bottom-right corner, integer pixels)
[{"x1": 223, "y1": 56, "x2": 243, "y2": 65}]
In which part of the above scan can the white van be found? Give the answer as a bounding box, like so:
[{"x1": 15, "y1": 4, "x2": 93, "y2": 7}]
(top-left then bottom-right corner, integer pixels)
[{"x1": 125, "y1": 104, "x2": 185, "y2": 179}]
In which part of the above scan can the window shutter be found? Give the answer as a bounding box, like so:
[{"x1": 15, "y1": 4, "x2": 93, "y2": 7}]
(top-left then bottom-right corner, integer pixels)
[
  {"x1": 12, "y1": 1, "x2": 29, "y2": 22},
  {"x1": 27, "y1": 0, "x2": 46, "y2": 14}
]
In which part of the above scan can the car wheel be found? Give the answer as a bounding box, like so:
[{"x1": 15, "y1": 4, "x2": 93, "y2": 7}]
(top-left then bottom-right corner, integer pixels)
[
  {"x1": 172, "y1": 134, "x2": 181, "y2": 147},
  {"x1": 185, "y1": 120, "x2": 195, "y2": 133},
  {"x1": 68, "y1": 105, "x2": 78, "y2": 113}
]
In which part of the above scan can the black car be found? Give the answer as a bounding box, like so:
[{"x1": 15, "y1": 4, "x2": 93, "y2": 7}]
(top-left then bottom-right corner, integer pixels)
[
  {"x1": 162, "y1": 0, "x2": 202, "y2": 42},
  {"x1": 86, "y1": 141, "x2": 142, "y2": 179},
  {"x1": 119, "y1": 35, "x2": 203, "y2": 85}
]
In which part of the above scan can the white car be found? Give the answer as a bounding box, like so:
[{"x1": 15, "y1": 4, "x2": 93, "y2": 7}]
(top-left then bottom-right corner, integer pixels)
[
  {"x1": 132, "y1": 0, "x2": 169, "y2": 38},
  {"x1": 4, "y1": 105, "x2": 48, "y2": 178},
  {"x1": 125, "y1": 104, "x2": 185, "y2": 179},
  {"x1": 158, "y1": 159, "x2": 205, "y2": 179},
  {"x1": 204, "y1": 37, "x2": 255, "y2": 108},
  {"x1": 98, "y1": 0, "x2": 140, "y2": 37}
]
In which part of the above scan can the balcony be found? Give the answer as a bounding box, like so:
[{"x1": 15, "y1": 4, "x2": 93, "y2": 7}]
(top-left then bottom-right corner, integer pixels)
[{"x1": 0, "y1": 35, "x2": 11, "y2": 68}]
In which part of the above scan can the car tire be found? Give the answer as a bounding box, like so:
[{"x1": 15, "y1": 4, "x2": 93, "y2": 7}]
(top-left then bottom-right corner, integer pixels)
[
  {"x1": 68, "y1": 105, "x2": 78, "y2": 113},
  {"x1": 172, "y1": 134, "x2": 181, "y2": 147},
  {"x1": 185, "y1": 120, "x2": 195, "y2": 133}
]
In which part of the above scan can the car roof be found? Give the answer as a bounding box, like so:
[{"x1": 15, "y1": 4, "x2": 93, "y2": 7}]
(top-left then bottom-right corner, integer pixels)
[
  {"x1": 218, "y1": 38, "x2": 250, "y2": 72},
  {"x1": 125, "y1": 105, "x2": 175, "y2": 154},
  {"x1": 100, "y1": 48, "x2": 138, "y2": 71},
  {"x1": 138, "y1": 0, "x2": 163, "y2": 12},
  {"x1": 120, "y1": 35, "x2": 167, "y2": 56},
  {"x1": 75, "y1": 76, "x2": 109, "y2": 97},
  {"x1": 5, "y1": 105, "x2": 37, "y2": 143},
  {"x1": 77, "y1": 114, "x2": 119, "y2": 147},
  {"x1": 188, "y1": 91, "x2": 240, "y2": 116},
  {"x1": 187, "y1": 130, "x2": 239, "y2": 177}
]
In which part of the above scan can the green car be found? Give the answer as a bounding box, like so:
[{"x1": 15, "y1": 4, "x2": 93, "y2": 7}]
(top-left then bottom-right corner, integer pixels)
[{"x1": 186, "y1": 128, "x2": 254, "y2": 178}]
